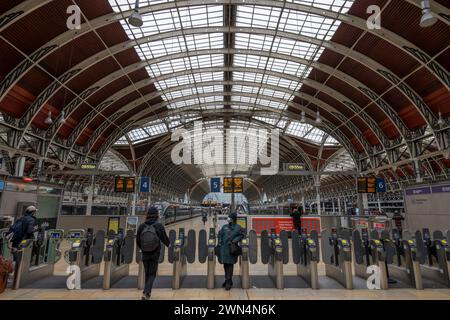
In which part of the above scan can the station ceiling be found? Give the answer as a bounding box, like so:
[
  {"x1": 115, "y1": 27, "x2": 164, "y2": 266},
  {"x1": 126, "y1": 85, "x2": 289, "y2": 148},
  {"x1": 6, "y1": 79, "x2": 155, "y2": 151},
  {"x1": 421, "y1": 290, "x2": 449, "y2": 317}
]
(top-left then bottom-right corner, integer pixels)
[{"x1": 0, "y1": 0, "x2": 449, "y2": 201}]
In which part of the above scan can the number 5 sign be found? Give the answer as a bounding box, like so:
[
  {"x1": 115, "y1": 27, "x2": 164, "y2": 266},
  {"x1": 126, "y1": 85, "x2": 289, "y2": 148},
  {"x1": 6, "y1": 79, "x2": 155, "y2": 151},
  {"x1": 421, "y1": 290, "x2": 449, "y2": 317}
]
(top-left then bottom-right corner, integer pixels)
[{"x1": 211, "y1": 177, "x2": 220, "y2": 193}]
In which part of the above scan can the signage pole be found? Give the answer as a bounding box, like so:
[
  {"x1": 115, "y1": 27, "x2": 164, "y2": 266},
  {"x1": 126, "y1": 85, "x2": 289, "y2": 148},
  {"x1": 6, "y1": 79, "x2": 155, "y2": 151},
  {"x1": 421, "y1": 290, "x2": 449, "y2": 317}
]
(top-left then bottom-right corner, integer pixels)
[
  {"x1": 131, "y1": 176, "x2": 137, "y2": 216},
  {"x1": 86, "y1": 175, "x2": 94, "y2": 216}
]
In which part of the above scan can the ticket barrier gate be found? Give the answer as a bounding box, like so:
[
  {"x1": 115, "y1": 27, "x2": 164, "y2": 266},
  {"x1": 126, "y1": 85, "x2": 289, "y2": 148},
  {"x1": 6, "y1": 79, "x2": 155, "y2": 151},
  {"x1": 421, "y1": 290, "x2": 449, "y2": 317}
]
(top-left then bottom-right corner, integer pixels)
[
  {"x1": 415, "y1": 229, "x2": 450, "y2": 287},
  {"x1": 385, "y1": 230, "x2": 423, "y2": 289},
  {"x1": 65, "y1": 229, "x2": 105, "y2": 283},
  {"x1": 321, "y1": 228, "x2": 353, "y2": 289},
  {"x1": 103, "y1": 229, "x2": 135, "y2": 290},
  {"x1": 239, "y1": 229, "x2": 257, "y2": 289},
  {"x1": 170, "y1": 228, "x2": 196, "y2": 289},
  {"x1": 0, "y1": 228, "x2": 12, "y2": 260},
  {"x1": 13, "y1": 229, "x2": 63, "y2": 289},
  {"x1": 196, "y1": 228, "x2": 216, "y2": 289},
  {"x1": 353, "y1": 229, "x2": 389, "y2": 289},
  {"x1": 292, "y1": 229, "x2": 320, "y2": 289},
  {"x1": 260, "y1": 229, "x2": 289, "y2": 289}
]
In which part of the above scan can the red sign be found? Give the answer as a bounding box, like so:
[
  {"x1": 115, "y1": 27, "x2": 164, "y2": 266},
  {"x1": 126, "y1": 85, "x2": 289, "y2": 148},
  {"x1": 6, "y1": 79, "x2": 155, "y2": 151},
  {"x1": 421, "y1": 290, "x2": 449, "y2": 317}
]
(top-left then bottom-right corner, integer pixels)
[
  {"x1": 250, "y1": 216, "x2": 321, "y2": 235},
  {"x1": 373, "y1": 222, "x2": 386, "y2": 230}
]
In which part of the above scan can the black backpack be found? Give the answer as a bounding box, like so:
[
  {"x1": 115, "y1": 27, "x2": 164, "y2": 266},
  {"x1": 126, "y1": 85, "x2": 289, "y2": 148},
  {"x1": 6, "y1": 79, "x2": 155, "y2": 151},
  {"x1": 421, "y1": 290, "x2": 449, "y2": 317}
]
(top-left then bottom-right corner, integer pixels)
[
  {"x1": 140, "y1": 224, "x2": 160, "y2": 252},
  {"x1": 6, "y1": 217, "x2": 25, "y2": 245}
]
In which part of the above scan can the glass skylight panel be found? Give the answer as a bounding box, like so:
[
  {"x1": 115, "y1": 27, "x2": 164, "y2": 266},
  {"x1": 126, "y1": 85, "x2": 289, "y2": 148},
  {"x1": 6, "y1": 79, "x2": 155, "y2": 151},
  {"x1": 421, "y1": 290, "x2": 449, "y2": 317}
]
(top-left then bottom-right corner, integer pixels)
[
  {"x1": 325, "y1": 135, "x2": 339, "y2": 146},
  {"x1": 197, "y1": 85, "x2": 223, "y2": 94},
  {"x1": 234, "y1": 54, "x2": 268, "y2": 70},
  {"x1": 304, "y1": 127, "x2": 328, "y2": 143},
  {"x1": 263, "y1": 75, "x2": 301, "y2": 91},
  {"x1": 100, "y1": 151, "x2": 130, "y2": 171},
  {"x1": 114, "y1": 136, "x2": 129, "y2": 145},
  {"x1": 193, "y1": 72, "x2": 223, "y2": 83},
  {"x1": 286, "y1": 121, "x2": 313, "y2": 137},
  {"x1": 235, "y1": 33, "x2": 274, "y2": 51},
  {"x1": 233, "y1": 72, "x2": 264, "y2": 84},
  {"x1": 260, "y1": 88, "x2": 292, "y2": 100},
  {"x1": 128, "y1": 128, "x2": 150, "y2": 142},
  {"x1": 290, "y1": 0, "x2": 354, "y2": 14},
  {"x1": 110, "y1": 0, "x2": 170, "y2": 13},
  {"x1": 233, "y1": 85, "x2": 259, "y2": 94},
  {"x1": 256, "y1": 98, "x2": 287, "y2": 110},
  {"x1": 198, "y1": 96, "x2": 224, "y2": 104},
  {"x1": 156, "y1": 74, "x2": 194, "y2": 90},
  {"x1": 236, "y1": 6, "x2": 282, "y2": 30},
  {"x1": 143, "y1": 123, "x2": 167, "y2": 136}
]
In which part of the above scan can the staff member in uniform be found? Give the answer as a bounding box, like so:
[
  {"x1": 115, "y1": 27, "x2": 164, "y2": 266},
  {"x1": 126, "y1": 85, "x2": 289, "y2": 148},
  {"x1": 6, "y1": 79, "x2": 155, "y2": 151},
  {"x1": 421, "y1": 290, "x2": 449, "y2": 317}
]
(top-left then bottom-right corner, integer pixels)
[
  {"x1": 217, "y1": 212, "x2": 244, "y2": 290},
  {"x1": 290, "y1": 207, "x2": 302, "y2": 232}
]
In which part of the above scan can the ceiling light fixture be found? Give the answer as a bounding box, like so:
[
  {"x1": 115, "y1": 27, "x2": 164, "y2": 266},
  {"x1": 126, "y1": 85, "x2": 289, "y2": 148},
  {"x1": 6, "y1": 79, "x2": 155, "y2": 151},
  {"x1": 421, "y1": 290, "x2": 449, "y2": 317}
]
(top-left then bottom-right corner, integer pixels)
[
  {"x1": 438, "y1": 111, "x2": 444, "y2": 126},
  {"x1": 44, "y1": 110, "x2": 53, "y2": 125},
  {"x1": 300, "y1": 111, "x2": 306, "y2": 123},
  {"x1": 58, "y1": 110, "x2": 66, "y2": 126},
  {"x1": 315, "y1": 110, "x2": 322, "y2": 124},
  {"x1": 420, "y1": 0, "x2": 437, "y2": 28},
  {"x1": 128, "y1": 0, "x2": 143, "y2": 28}
]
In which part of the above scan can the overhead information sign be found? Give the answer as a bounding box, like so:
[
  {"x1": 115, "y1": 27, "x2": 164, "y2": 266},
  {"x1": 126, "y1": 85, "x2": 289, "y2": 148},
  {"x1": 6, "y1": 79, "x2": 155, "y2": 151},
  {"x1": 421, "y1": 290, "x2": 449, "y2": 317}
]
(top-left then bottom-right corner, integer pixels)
[
  {"x1": 223, "y1": 177, "x2": 243, "y2": 193},
  {"x1": 114, "y1": 177, "x2": 135, "y2": 193},
  {"x1": 284, "y1": 163, "x2": 306, "y2": 171},
  {"x1": 139, "y1": 177, "x2": 150, "y2": 193},
  {"x1": 80, "y1": 163, "x2": 97, "y2": 170},
  {"x1": 357, "y1": 177, "x2": 368, "y2": 193},
  {"x1": 367, "y1": 177, "x2": 376, "y2": 193},
  {"x1": 210, "y1": 177, "x2": 221, "y2": 193},
  {"x1": 376, "y1": 178, "x2": 386, "y2": 193}
]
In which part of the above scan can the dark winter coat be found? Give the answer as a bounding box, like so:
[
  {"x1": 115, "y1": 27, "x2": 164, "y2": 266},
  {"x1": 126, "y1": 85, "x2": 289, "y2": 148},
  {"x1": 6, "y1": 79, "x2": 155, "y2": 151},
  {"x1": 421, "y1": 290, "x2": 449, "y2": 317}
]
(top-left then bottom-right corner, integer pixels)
[
  {"x1": 136, "y1": 218, "x2": 170, "y2": 261},
  {"x1": 217, "y1": 222, "x2": 244, "y2": 264}
]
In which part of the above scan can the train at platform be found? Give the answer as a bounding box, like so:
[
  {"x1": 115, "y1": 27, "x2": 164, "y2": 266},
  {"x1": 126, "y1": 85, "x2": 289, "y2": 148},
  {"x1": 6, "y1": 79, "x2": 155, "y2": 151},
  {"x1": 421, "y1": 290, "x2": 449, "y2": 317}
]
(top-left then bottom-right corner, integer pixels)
[{"x1": 249, "y1": 202, "x2": 301, "y2": 215}]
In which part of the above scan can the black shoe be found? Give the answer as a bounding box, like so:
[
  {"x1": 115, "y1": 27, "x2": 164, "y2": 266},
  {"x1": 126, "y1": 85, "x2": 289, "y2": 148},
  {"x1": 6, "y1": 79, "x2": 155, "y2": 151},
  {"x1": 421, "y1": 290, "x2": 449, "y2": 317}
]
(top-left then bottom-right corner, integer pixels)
[
  {"x1": 142, "y1": 293, "x2": 151, "y2": 300},
  {"x1": 222, "y1": 281, "x2": 227, "y2": 288}
]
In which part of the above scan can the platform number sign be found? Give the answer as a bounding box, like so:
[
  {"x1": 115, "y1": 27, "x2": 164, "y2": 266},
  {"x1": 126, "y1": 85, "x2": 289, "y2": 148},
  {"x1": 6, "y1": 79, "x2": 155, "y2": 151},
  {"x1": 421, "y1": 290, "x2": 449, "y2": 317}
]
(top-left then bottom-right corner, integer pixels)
[
  {"x1": 211, "y1": 177, "x2": 220, "y2": 193},
  {"x1": 376, "y1": 178, "x2": 386, "y2": 193},
  {"x1": 140, "y1": 177, "x2": 150, "y2": 193}
]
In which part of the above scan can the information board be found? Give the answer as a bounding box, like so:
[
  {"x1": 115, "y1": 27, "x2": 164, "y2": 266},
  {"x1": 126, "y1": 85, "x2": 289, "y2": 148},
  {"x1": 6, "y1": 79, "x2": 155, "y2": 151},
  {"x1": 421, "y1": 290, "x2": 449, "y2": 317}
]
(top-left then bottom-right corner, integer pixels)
[
  {"x1": 367, "y1": 177, "x2": 376, "y2": 193},
  {"x1": 223, "y1": 177, "x2": 243, "y2": 193},
  {"x1": 114, "y1": 177, "x2": 135, "y2": 193},
  {"x1": 107, "y1": 217, "x2": 120, "y2": 234},
  {"x1": 357, "y1": 177, "x2": 367, "y2": 193}
]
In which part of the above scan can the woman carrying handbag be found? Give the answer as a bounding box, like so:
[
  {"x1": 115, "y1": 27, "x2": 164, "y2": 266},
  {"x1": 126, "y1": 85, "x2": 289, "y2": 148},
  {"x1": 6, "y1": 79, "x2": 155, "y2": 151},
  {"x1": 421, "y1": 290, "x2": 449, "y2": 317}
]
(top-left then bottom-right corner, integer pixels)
[{"x1": 216, "y1": 212, "x2": 244, "y2": 290}]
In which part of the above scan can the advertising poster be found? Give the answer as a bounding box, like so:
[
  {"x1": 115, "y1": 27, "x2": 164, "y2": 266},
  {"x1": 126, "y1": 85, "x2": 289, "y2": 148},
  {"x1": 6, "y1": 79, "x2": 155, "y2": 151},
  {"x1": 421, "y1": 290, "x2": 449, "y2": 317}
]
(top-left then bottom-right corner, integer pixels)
[
  {"x1": 107, "y1": 217, "x2": 120, "y2": 235},
  {"x1": 126, "y1": 216, "x2": 139, "y2": 235}
]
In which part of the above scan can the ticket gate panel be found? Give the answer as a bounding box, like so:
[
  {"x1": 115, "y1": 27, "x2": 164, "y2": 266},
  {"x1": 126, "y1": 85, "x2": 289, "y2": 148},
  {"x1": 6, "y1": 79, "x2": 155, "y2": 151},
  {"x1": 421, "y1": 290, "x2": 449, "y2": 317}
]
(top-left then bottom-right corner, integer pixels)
[
  {"x1": 352, "y1": 230, "x2": 364, "y2": 265},
  {"x1": 198, "y1": 229, "x2": 207, "y2": 264},
  {"x1": 280, "y1": 230, "x2": 289, "y2": 264},
  {"x1": 91, "y1": 230, "x2": 105, "y2": 264},
  {"x1": 260, "y1": 230, "x2": 270, "y2": 264},
  {"x1": 186, "y1": 229, "x2": 196, "y2": 264},
  {"x1": 248, "y1": 230, "x2": 258, "y2": 264},
  {"x1": 370, "y1": 229, "x2": 379, "y2": 240},
  {"x1": 158, "y1": 242, "x2": 165, "y2": 263},
  {"x1": 321, "y1": 230, "x2": 333, "y2": 265},
  {"x1": 415, "y1": 230, "x2": 427, "y2": 265},
  {"x1": 381, "y1": 230, "x2": 395, "y2": 264},
  {"x1": 122, "y1": 230, "x2": 135, "y2": 264},
  {"x1": 168, "y1": 230, "x2": 176, "y2": 263},
  {"x1": 291, "y1": 230, "x2": 301, "y2": 264}
]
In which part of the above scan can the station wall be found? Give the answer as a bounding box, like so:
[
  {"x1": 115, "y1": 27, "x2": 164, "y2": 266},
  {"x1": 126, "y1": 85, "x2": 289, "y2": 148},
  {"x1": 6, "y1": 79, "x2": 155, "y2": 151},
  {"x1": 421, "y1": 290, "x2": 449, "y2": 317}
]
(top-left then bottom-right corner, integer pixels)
[
  {"x1": 404, "y1": 183, "x2": 450, "y2": 232},
  {"x1": 57, "y1": 215, "x2": 146, "y2": 233}
]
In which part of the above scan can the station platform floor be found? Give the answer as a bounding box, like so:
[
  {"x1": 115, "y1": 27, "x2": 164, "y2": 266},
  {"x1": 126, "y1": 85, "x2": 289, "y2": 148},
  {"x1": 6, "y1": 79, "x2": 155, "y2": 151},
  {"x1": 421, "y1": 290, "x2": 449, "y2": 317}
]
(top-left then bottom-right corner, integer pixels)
[{"x1": 1, "y1": 217, "x2": 450, "y2": 300}]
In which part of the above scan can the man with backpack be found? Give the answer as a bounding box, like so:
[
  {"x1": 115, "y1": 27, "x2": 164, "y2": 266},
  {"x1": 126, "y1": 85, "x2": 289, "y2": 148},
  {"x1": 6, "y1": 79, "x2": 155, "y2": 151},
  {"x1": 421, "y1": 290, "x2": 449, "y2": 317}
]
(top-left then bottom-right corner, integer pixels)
[
  {"x1": 201, "y1": 211, "x2": 208, "y2": 226},
  {"x1": 7, "y1": 205, "x2": 38, "y2": 251},
  {"x1": 136, "y1": 206, "x2": 170, "y2": 300}
]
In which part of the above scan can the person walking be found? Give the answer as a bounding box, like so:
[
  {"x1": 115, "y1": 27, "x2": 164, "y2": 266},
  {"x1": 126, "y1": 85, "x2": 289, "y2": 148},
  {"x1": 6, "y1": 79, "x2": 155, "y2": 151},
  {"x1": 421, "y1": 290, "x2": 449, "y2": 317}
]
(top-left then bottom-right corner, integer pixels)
[
  {"x1": 202, "y1": 211, "x2": 208, "y2": 226},
  {"x1": 136, "y1": 207, "x2": 170, "y2": 300},
  {"x1": 7, "y1": 205, "x2": 38, "y2": 249},
  {"x1": 216, "y1": 212, "x2": 244, "y2": 290},
  {"x1": 290, "y1": 207, "x2": 302, "y2": 232}
]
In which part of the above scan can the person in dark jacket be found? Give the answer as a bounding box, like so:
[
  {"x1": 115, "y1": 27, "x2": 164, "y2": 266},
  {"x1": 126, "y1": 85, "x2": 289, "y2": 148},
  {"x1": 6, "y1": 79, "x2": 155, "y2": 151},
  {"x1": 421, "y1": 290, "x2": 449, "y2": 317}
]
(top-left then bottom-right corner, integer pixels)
[
  {"x1": 217, "y1": 212, "x2": 244, "y2": 290},
  {"x1": 136, "y1": 206, "x2": 170, "y2": 300},
  {"x1": 9, "y1": 205, "x2": 38, "y2": 249},
  {"x1": 290, "y1": 207, "x2": 302, "y2": 232},
  {"x1": 201, "y1": 211, "x2": 208, "y2": 226}
]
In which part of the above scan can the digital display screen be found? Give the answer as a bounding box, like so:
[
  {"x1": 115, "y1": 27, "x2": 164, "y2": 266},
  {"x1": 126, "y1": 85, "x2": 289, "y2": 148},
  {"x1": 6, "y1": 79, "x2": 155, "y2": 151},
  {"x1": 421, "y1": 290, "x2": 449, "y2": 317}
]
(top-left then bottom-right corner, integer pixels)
[
  {"x1": 367, "y1": 177, "x2": 376, "y2": 193},
  {"x1": 223, "y1": 177, "x2": 243, "y2": 193},
  {"x1": 357, "y1": 177, "x2": 367, "y2": 193},
  {"x1": 51, "y1": 233, "x2": 61, "y2": 238},
  {"x1": 114, "y1": 177, "x2": 135, "y2": 193},
  {"x1": 69, "y1": 232, "x2": 81, "y2": 238}
]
